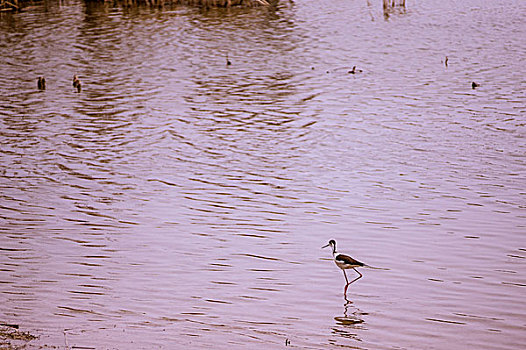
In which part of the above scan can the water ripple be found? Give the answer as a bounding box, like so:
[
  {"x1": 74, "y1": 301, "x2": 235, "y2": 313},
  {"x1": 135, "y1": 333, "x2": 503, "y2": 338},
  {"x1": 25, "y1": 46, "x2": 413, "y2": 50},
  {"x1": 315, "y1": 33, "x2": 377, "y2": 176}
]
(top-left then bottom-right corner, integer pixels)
[{"x1": 1, "y1": 0, "x2": 525, "y2": 349}]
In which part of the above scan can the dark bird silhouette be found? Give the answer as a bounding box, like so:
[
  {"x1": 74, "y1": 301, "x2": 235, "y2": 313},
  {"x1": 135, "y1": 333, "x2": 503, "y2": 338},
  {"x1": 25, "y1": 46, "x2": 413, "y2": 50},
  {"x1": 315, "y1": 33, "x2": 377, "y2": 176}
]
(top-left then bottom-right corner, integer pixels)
[
  {"x1": 472, "y1": 81, "x2": 479, "y2": 89},
  {"x1": 73, "y1": 75, "x2": 82, "y2": 93},
  {"x1": 445, "y1": 56, "x2": 448, "y2": 67},
  {"x1": 37, "y1": 77, "x2": 46, "y2": 90},
  {"x1": 226, "y1": 54, "x2": 231, "y2": 66},
  {"x1": 348, "y1": 66, "x2": 363, "y2": 74}
]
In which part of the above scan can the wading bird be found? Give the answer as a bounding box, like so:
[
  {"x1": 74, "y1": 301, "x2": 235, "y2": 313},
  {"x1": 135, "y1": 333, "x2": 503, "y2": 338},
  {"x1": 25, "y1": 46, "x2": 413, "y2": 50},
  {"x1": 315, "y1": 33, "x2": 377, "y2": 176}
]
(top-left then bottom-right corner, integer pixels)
[{"x1": 323, "y1": 239, "x2": 365, "y2": 296}]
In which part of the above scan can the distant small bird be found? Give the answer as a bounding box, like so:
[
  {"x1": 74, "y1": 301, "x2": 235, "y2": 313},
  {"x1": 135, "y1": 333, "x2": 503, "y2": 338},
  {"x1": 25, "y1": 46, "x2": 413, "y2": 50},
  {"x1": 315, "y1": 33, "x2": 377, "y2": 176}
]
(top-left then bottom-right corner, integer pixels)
[
  {"x1": 226, "y1": 54, "x2": 231, "y2": 66},
  {"x1": 323, "y1": 239, "x2": 366, "y2": 296},
  {"x1": 472, "y1": 81, "x2": 479, "y2": 89},
  {"x1": 444, "y1": 56, "x2": 448, "y2": 67},
  {"x1": 348, "y1": 66, "x2": 363, "y2": 74},
  {"x1": 37, "y1": 77, "x2": 46, "y2": 90},
  {"x1": 73, "y1": 75, "x2": 81, "y2": 93}
]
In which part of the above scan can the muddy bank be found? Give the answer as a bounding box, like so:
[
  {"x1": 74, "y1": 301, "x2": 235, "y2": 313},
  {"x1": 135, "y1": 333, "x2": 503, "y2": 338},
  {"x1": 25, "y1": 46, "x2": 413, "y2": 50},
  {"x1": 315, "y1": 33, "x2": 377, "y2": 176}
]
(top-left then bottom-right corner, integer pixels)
[{"x1": 0, "y1": 325, "x2": 38, "y2": 350}]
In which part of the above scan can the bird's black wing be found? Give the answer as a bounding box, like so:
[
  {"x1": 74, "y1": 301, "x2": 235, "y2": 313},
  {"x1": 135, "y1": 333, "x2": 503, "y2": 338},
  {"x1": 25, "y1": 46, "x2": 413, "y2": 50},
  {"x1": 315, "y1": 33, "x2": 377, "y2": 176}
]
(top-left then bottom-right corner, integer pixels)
[{"x1": 335, "y1": 254, "x2": 364, "y2": 267}]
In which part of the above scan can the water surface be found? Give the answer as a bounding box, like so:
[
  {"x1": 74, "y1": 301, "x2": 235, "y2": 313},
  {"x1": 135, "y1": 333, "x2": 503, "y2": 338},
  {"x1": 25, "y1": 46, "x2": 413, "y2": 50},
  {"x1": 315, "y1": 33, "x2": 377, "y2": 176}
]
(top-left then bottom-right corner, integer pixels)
[{"x1": 1, "y1": 0, "x2": 525, "y2": 348}]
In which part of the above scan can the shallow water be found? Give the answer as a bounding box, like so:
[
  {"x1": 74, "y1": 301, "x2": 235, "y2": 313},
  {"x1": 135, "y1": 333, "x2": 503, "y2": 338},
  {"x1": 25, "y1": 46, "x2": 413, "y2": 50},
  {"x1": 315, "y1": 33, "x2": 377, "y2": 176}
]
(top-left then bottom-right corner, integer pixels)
[{"x1": 0, "y1": 0, "x2": 525, "y2": 348}]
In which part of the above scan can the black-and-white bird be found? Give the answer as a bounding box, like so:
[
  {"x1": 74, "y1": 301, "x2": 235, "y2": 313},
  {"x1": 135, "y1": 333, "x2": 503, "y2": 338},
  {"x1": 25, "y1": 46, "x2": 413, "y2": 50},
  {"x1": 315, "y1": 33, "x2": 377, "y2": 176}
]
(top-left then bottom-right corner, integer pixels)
[{"x1": 323, "y1": 239, "x2": 366, "y2": 296}]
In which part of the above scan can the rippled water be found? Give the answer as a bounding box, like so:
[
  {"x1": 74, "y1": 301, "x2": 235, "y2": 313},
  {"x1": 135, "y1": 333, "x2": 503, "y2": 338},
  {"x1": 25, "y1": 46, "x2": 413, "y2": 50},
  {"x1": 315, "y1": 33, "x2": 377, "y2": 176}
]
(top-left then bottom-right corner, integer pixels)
[{"x1": 1, "y1": 0, "x2": 525, "y2": 348}]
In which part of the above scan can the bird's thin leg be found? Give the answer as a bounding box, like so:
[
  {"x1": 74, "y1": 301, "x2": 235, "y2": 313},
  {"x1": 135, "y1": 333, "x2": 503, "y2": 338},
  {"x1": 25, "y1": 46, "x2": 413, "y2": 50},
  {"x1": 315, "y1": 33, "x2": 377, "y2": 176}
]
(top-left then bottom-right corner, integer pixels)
[
  {"x1": 347, "y1": 268, "x2": 363, "y2": 285},
  {"x1": 342, "y1": 269, "x2": 350, "y2": 295},
  {"x1": 342, "y1": 269, "x2": 349, "y2": 284}
]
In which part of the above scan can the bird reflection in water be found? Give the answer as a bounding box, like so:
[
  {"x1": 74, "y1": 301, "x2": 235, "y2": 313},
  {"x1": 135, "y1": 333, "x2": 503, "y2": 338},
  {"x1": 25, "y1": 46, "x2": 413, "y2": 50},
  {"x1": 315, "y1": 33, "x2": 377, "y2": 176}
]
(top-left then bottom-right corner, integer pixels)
[{"x1": 331, "y1": 300, "x2": 366, "y2": 342}]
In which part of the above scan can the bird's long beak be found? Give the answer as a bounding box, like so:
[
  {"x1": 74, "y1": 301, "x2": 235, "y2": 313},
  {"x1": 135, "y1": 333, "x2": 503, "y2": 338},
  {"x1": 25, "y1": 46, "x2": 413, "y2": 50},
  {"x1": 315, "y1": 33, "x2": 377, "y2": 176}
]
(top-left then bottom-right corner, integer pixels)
[{"x1": 322, "y1": 243, "x2": 330, "y2": 249}]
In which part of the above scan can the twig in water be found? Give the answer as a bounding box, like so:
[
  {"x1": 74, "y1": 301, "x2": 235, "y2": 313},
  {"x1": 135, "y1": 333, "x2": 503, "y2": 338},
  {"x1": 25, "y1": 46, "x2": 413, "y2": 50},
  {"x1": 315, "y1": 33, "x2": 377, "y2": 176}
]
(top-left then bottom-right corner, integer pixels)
[{"x1": 64, "y1": 330, "x2": 69, "y2": 350}]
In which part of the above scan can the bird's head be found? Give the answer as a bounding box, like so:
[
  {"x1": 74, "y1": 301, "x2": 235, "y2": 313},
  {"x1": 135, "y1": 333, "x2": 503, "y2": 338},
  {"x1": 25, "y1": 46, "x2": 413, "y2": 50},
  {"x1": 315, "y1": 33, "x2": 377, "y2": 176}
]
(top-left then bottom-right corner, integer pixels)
[{"x1": 322, "y1": 239, "x2": 337, "y2": 253}]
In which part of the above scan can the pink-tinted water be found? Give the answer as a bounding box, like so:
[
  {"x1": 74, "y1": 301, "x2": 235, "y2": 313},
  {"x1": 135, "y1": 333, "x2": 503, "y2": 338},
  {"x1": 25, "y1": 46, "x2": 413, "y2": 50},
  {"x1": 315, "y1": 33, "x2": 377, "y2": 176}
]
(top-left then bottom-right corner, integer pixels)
[{"x1": 0, "y1": 0, "x2": 525, "y2": 348}]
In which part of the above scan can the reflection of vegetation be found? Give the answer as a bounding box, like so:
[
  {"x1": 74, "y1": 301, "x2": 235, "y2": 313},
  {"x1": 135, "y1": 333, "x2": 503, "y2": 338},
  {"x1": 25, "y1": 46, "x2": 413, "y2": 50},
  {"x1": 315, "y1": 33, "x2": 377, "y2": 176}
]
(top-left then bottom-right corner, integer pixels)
[
  {"x1": 0, "y1": 325, "x2": 38, "y2": 349},
  {"x1": 103, "y1": 0, "x2": 269, "y2": 7},
  {"x1": 1, "y1": 0, "x2": 270, "y2": 11},
  {"x1": 94, "y1": 0, "x2": 269, "y2": 7},
  {"x1": 1, "y1": 0, "x2": 19, "y2": 11},
  {"x1": 90, "y1": 0, "x2": 270, "y2": 7},
  {"x1": 383, "y1": 0, "x2": 406, "y2": 20}
]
